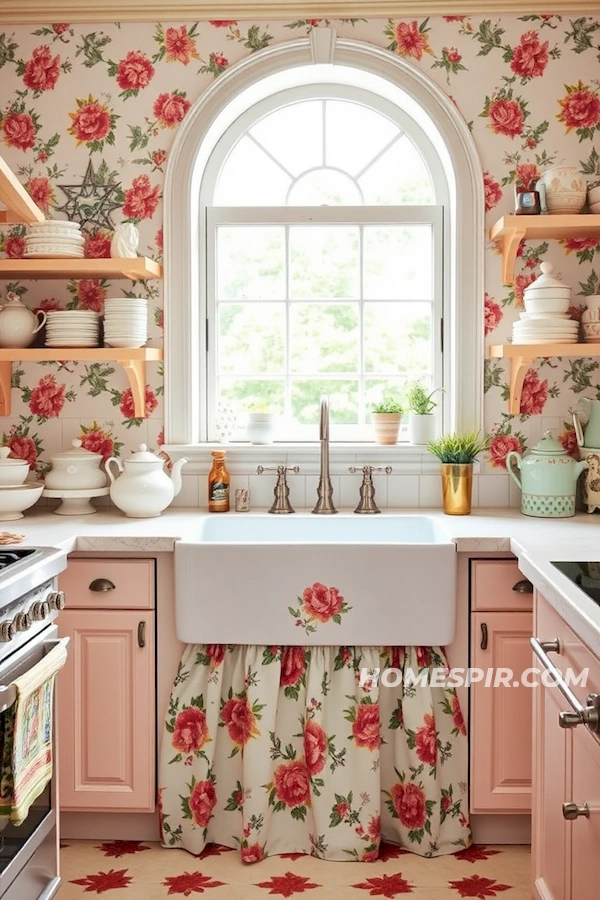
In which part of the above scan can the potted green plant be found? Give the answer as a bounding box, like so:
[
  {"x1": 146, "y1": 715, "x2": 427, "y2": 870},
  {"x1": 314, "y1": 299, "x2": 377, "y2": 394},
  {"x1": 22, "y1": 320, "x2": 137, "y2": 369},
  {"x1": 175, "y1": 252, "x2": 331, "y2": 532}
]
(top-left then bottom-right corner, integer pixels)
[
  {"x1": 371, "y1": 398, "x2": 404, "y2": 445},
  {"x1": 406, "y1": 381, "x2": 443, "y2": 445},
  {"x1": 427, "y1": 431, "x2": 490, "y2": 515}
]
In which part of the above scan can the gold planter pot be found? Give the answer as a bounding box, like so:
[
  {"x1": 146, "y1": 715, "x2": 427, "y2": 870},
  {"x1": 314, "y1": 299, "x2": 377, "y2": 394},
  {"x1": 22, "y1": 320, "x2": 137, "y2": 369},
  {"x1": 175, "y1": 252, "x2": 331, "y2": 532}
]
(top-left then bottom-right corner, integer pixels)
[{"x1": 441, "y1": 463, "x2": 473, "y2": 515}]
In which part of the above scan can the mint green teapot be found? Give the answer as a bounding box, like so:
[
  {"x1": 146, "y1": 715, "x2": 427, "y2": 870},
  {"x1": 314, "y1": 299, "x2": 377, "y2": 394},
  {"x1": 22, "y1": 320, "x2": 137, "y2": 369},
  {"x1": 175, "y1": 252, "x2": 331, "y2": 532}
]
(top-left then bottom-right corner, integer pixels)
[{"x1": 506, "y1": 431, "x2": 588, "y2": 518}]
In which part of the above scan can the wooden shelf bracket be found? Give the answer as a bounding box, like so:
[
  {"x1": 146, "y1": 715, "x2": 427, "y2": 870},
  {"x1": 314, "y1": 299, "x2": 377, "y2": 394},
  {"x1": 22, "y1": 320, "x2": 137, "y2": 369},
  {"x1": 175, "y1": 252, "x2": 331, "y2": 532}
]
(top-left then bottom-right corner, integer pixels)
[
  {"x1": 505, "y1": 354, "x2": 534, "y2": 415},
  {"x1": 120, "y1": 357, "x2": 148, "y2": 418},
  {"x1": 0, "y1": 361, "x2": 11, "y2": 417}
]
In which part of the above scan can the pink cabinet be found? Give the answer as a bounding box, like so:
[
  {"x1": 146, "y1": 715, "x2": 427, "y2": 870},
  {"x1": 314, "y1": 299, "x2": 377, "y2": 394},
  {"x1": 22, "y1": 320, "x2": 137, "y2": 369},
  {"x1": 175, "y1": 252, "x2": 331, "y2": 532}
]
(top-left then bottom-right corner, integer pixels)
[
  {"x1": 532, "y1": 592, "x2": 600, "y2": 900},
  {"x1": 469, "y1": 560, "x2": 533, "y2": 814},
  {"x1": 58, "y1": 559, "x2": 156, "y2": 813}
]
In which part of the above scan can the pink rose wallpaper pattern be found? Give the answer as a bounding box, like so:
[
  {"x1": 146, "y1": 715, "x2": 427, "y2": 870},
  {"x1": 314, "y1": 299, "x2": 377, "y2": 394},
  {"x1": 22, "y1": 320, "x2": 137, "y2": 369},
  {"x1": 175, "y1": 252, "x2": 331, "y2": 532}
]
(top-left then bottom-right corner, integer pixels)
[{"x1": 0, "y1": 16, "x2": 599, "y2": 483}]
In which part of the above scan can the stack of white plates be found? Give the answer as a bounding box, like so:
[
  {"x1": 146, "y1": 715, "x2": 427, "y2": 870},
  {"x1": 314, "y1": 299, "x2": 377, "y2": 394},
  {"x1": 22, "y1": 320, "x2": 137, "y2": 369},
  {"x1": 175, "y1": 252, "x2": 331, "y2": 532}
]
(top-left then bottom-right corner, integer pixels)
[
  {"x1": 512, "y1": 312, "x2": 579, "y2": 345},
  {"x1": 103, "y1": 297, "x2": 148, "y2": 348},
  {"x1": 45, "y1": 310, "x2": 100, "y2": 348},
  {"x1": 25, "y1": 221, "x2": 84, "y2": 259}
]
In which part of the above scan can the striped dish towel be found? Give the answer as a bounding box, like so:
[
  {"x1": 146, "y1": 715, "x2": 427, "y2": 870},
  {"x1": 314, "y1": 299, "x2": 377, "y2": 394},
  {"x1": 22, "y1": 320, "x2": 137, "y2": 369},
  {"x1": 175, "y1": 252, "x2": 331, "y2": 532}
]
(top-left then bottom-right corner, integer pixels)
[{"x1": 0, "y1": 640, "x2": 67, "y2": 825}]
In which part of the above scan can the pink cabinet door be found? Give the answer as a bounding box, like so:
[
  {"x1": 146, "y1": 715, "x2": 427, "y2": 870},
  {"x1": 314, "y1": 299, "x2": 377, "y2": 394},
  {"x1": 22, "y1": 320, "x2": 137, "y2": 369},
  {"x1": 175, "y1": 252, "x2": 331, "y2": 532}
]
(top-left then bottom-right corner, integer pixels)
[
  {"x1": 470, "y1": 610, "x2": 533, "y2": 812},
  {"x1": 58, "y1": 608, "x2": 155, "y2": 812},
  {"x1": 569, "y1": 725, "x2": 600, "y2": 900},
  {"x1": 532, "y1": 666, "x2": 570, "y2": 900}
]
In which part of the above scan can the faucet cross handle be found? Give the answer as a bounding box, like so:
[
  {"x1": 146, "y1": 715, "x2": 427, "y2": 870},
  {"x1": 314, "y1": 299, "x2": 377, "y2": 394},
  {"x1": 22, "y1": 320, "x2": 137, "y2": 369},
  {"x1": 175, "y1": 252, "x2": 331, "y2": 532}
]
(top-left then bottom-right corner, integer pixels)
[
  {"x1": 257, "y1": 465, "x2": 300, "y2": 515},
  {"x1": 348, "y1": 465, "x2": 393, "y2": 515}
]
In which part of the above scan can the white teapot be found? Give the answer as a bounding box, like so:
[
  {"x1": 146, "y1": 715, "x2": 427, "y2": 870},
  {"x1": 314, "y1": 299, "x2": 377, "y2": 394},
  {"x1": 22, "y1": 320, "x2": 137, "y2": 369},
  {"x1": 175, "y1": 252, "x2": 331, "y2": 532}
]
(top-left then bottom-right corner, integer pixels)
[
  {"x1": 0, "y1": 292, "x2": 47, "y2": 349},
  {"x1": 105, "y1": 444, "x2": 187, "y2": 517}
]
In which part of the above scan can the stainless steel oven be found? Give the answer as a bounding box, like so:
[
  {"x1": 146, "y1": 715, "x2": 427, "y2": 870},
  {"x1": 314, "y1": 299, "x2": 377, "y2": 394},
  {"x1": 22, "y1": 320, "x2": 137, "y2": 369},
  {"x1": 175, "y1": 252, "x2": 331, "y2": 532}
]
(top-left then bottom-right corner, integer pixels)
[{"x1": 0, "y1": 548, "x2": 68, "y2": 900}]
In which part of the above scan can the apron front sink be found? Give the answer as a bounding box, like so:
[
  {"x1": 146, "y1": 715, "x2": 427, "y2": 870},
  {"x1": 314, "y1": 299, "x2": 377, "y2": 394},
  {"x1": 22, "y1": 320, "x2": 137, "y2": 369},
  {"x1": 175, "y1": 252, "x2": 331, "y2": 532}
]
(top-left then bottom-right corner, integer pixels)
[{"x1": 176, "y1": 515, "x2": 457, "y2": 646}]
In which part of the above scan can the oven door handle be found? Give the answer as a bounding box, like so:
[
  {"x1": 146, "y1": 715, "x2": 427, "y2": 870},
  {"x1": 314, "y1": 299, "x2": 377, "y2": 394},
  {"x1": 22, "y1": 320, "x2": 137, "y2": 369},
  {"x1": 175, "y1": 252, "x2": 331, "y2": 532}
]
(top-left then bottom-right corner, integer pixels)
[
  {"x1": 0, "y1": 636, "x2": 70, "y2": 714},
  {"x1": 530, "y1": 636, "x2": 600, "y2": 734}
]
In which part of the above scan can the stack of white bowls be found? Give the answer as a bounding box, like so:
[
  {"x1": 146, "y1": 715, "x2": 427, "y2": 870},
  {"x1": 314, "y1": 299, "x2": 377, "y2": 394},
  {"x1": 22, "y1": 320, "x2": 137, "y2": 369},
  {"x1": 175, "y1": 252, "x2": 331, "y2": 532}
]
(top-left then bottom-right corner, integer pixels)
[
  {"x1": 25, "y1": 221, "x2": 84, "y2": 259},
  {"x1": 45, "y1": 310, "x2": 100, "y2": 348},
  {"x1": 512, "y1": 261, "x2": 578, "y2": 345},
  {"x1": 103, "y1": 297, "x2": 148, "y2": 348}
]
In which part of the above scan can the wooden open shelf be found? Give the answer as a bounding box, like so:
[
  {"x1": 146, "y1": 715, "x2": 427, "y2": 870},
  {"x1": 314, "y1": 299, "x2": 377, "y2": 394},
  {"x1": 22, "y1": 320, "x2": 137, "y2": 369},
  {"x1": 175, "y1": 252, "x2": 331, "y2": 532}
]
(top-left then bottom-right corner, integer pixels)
[
  {"x1": 0, "y1": 347, "x2": 163, "y2": 418},
  {"x1": 489, "y1": 215, "x2": 600, "y2": 285},
  {"x1": 489, "y1": 343, "x2": 600, "y2": 414},
  {"x1": 0, "y1": 154, "x2": 45, "y2": 225},
  {"x1": 0, "y1": 257, "x2": 162, "y2": 280}
]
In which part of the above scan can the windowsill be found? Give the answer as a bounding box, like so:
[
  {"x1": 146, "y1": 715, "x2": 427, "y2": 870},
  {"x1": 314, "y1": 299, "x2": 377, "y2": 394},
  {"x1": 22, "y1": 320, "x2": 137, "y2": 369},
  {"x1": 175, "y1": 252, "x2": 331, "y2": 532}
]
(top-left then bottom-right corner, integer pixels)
[{"x1": 162, "y1": 441, "x2": 467, "y2": 476}]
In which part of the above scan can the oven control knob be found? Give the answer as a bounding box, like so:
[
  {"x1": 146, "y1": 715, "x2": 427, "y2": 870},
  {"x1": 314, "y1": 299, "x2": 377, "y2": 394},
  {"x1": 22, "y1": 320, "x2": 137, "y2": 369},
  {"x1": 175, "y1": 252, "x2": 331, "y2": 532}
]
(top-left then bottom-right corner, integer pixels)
[
  {"x1": 0, "y1": 621, "x2": 15, "y2": 641},
  {"x1": 14, "y1": 612, "x2": 31, "y2": 632},
  {"x1": 48, "y1": 591, "x2": 66, "y2": 611},
  {"x1": 30, "y1": 601, "x2": 50, "y2": 621}
]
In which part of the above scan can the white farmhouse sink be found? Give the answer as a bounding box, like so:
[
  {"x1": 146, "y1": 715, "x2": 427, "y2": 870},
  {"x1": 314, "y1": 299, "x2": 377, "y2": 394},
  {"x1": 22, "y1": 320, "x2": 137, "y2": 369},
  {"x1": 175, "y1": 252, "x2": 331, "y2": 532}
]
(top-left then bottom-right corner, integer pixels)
[{"x1": 176, "y1": 515, "x2": 457, "y2": 646}]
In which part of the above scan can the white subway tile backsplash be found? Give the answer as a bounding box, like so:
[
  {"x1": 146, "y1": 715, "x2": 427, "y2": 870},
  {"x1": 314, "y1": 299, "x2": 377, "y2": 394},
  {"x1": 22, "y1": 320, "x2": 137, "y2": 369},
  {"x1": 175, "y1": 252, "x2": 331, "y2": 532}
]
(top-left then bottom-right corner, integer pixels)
[
  {"x1": 478, "y1": 473, "x2": 510, "y2": 508},
  {"x1": 387, "y1": 474, "x2": 420, "y2": 507},
  {"x1": 171, "y1": 473, "x2": 201, "y2": 508},
  {"x1": 418, "y1": 474, "x2": 443, "y2": 508}
]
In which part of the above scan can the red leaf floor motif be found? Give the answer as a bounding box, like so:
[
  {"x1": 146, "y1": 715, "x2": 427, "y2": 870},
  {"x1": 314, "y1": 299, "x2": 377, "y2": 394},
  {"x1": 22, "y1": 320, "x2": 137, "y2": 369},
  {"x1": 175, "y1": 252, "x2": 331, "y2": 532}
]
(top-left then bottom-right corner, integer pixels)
[
  {"x1": 454, "y1": 846, "x2": 501, "y2": 865},
  {"x1": 378, "y1": 843, "x2": 410, "y2": 862},
  {"x1": 163, "y1": 871, "x2": 226, "y2": 895},
  {"x1": 448, "y1": 875, "x2": 512, "y2": 898},
  {"x1": 279, "y1": 853, "x2": 307, "y2": 861},
  {"x1": 351, "y1": 873, "x2": 414, "y2": 897},
  {"x1": 70, "y1": 868, "x2": 133, "y2": 893},
  {"x1": 197, "y1": 843, "x2": 235, "y2": 858},
  {"x1": 96, "y1": 840, "x2": 152, "y2": 858},
  {"x1": 255, "y1": 871, "x2": 322, "y2": 897}
]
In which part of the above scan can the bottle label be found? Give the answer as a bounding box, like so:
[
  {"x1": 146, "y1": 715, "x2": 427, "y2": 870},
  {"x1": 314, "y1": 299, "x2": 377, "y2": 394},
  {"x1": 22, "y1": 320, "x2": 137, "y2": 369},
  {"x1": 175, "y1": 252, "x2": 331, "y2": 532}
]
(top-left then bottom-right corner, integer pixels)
[{"x1": 210, "y1": 482, "x2": 228, "y2": 501}]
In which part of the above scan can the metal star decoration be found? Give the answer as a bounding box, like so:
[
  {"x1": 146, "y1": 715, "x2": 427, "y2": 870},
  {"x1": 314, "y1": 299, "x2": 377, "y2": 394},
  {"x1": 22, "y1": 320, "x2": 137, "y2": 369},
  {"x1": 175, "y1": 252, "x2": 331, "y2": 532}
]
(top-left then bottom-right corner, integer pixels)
[{"x1": 55, "y1": 160, "x2": 123, "y2": 230}]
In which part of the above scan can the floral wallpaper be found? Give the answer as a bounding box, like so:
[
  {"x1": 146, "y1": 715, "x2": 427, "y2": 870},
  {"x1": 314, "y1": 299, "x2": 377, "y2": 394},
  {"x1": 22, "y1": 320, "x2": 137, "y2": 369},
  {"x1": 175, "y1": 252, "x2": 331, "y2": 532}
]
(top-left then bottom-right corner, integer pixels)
[{"x1": 0, "y1": 14, "x2": 599, "y2": 485}]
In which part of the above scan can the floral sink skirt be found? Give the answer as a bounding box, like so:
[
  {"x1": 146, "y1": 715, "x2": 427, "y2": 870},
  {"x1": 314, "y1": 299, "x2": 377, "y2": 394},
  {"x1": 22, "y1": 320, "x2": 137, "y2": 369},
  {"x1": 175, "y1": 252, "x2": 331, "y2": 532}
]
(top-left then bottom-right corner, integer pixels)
[{"x1": 158, "y1": 645, "x2": 471, "y2": 863}]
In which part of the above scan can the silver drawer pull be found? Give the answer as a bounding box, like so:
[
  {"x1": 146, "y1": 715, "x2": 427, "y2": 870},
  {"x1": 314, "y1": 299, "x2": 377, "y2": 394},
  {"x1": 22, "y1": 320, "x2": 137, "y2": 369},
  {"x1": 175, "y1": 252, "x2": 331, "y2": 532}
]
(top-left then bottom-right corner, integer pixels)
[
  {"x1": 512, "y1": 578, "x2": 533, "y2": 594},
  {"x1": 562, "y1": 802, "x2": 590, "y2": 820},
  {"x1": 89, "y1": 578, "x2": 116, "y2": 592},
  {"x1": 531, "y1": 636, "x2": 600, "y2": 734}
]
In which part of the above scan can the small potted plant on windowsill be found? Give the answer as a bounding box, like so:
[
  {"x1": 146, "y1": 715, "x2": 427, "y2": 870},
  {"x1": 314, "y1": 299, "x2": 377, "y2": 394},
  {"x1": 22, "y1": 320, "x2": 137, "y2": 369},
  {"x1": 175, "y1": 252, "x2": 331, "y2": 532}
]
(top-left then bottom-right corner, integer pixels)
[
  {"x1": 246, "y1": 403, "x2": 278, "y2": 445},
  {"x1": 371, "y1": 398, "x2": 404, "y2": 445},
  {"x1": 427, "y1": 431, "x2": 490, "y2": 515},
  {"x1": 406, "y1": 381, "x2": 444, "y2": 445}
]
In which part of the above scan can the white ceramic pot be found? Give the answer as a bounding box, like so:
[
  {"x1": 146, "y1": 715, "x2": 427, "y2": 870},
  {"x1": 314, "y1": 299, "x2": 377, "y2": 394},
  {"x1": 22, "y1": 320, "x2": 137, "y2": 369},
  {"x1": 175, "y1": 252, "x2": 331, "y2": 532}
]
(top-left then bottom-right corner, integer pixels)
[
  {"x1": 0, "y1": 447, "x2": 29, "y2": 486},
  {"x1": 45, "y1": 439, "x2": 108, "y2": 491},
  {"x1": 408, "y1": 412, "x2": 436, "y2": 445},
  {"x1": 538, "y1": 166, "x2": 587, "y2": 214},
  {"x1": 582, "y1": 295, "x2": 600, "y2": 324},
  {"x1": 246, "y1": 413, "x2": 277, "y2": 445},
  {"x1": 105, "y1": 444, "x2": 187, "y2": 517}
]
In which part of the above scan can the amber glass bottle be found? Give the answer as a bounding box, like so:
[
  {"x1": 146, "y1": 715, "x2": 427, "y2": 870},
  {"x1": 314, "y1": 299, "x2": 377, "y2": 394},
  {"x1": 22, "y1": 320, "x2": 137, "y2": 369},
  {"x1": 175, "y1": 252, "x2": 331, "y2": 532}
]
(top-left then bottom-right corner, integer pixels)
[{"x1": 208, "y1": 451, "x2": 230, "y2": 512}]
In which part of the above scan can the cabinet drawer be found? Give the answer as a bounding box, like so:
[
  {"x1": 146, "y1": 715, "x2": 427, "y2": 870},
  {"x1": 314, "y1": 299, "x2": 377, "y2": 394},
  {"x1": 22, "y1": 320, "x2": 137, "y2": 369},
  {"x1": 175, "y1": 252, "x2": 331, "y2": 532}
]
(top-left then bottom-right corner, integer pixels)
[
  {"x1": 536, "y1": 594, "x2": 600, "y2": 705},
  {"x1": 59, "y1": 559, "x2": 155, "y2": 609},
  {"x1": 471, "y1": 559, "x2": 533, "y2": 612}
]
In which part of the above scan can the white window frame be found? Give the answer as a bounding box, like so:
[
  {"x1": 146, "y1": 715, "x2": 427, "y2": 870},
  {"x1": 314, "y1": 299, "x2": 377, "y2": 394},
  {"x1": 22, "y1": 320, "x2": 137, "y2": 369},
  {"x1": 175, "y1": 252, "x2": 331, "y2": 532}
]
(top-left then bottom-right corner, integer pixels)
[
  {"x1": 163, "y1": 34, "x2": 484, "y2": 466},
  {"x1": 207, "y1": 205, "x2": 444, "y2": 442}
]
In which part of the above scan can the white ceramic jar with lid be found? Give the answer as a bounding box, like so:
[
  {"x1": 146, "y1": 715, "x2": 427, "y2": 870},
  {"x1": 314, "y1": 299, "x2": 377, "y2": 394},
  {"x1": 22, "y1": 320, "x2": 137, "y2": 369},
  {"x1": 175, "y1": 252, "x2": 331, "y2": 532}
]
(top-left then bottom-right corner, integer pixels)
[
  {"x1": 0, "y1": 447, "x2": 29, "y2": 486},
  {"x1": 523, "y1": 261, "x2": 571, "y2": 314},
  {"x1": 45, "y1": 439, "x2": 108, "y2": 491}
]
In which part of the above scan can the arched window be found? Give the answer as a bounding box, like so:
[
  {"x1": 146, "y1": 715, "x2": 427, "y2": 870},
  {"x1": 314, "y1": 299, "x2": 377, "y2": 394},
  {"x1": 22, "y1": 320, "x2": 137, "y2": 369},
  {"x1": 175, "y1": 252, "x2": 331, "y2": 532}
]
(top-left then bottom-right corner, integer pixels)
[{"x1": 164, "y1": 34, "x2": 483, "y2": 454}]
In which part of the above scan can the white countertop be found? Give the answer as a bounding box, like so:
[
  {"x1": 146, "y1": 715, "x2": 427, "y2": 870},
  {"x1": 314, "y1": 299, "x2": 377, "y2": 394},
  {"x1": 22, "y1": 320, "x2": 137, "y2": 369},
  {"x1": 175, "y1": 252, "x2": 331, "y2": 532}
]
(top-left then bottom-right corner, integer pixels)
[{"x1": 11, "y1": 506, "x2": 600, "y2": 656}]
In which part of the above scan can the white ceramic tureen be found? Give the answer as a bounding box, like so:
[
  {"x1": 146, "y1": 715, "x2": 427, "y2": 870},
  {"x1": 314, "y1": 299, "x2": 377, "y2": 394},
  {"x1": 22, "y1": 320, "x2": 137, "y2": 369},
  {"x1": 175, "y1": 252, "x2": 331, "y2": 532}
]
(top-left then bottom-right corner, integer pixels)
[{"x1": 45, "y1": 439, "x2": 108, "y2": 491}]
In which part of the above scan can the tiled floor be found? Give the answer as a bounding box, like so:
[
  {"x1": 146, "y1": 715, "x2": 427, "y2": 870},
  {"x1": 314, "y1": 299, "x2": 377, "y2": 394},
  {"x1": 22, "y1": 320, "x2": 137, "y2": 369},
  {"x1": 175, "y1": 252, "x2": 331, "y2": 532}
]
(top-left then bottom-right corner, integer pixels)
[{"x1": 57, "y1": 840, "x2": 532, "y2": 898}]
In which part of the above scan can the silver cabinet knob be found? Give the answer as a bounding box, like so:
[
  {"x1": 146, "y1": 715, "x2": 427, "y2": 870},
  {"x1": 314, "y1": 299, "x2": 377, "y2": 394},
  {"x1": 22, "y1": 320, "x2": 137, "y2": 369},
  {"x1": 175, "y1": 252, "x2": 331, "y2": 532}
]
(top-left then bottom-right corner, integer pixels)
[{"x1": 562, "y1": 802, "x2": 590, "y2": 820}]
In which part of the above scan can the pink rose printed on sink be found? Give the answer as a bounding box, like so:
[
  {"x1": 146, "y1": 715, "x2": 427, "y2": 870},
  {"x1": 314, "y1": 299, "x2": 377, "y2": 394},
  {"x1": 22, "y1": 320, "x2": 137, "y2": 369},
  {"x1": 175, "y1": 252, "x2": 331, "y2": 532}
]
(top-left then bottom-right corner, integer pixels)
[{"x1": 289, "y1": 582, "x2": 352, "y2": 635}]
